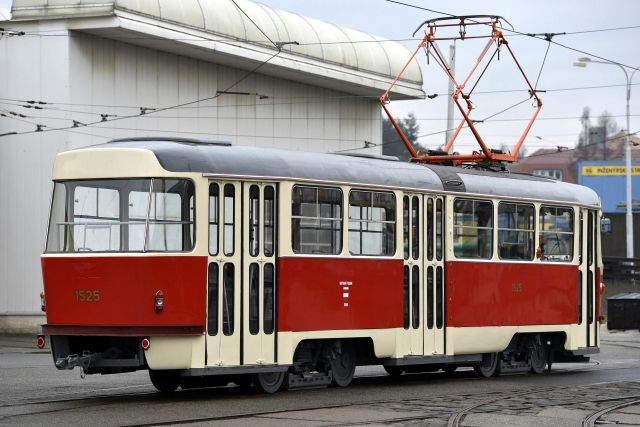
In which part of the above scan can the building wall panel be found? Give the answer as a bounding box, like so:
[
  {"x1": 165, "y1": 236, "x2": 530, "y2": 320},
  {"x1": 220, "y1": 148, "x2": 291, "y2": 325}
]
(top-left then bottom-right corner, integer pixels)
[{"x1": 0, "y1": 29, "x2": 381, "y2": 321}]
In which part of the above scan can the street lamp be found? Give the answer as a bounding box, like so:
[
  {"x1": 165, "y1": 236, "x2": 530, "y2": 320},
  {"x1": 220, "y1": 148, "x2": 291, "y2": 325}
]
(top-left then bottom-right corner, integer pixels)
[{"x1": 574, "y1": 57, "x2": 638, "y2": 258}]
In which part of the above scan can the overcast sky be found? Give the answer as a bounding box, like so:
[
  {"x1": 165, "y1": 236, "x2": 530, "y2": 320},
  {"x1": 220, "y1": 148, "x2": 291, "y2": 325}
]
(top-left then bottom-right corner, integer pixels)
[{"x1": 3, "y1": 0, "x2": 640, "y2": 154}]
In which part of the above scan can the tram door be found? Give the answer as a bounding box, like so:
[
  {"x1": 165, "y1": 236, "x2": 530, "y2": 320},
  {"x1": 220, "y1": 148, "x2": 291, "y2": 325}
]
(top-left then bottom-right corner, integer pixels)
[
  {"x1": 242, "y1": 182, "x2": 278, "y2": 365},
  {"x1": 206, "y1": 181, "x2": 242, "y2": 366},
  {"x1": 424, "y1": 196, "x2": 446, "y2": 355},
  {"x1": 404, "y1": 194, "x2": 423, "y2": 356},
  {"x1": 580, "y1": 209, "x2": 598, "y2": 348}
]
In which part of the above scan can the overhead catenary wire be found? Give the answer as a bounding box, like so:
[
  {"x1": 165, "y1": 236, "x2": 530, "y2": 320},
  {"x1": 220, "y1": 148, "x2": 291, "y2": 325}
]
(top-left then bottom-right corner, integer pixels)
[
  {"x1": 384, "y1": 0, "x2": 640, "y2": 72},
  {"x1": 0, "y1": 50, "x2": 282, "y2": 138},
  {"x1": 15, "y1": 23, "x2": 640, "y2": 42},
  {"x1": 229, "y1": 0, "x2": 278, "y2": 49},
  {"x1": 4, "y1": 79, "x2": 640, "y2": 128},
  {"x1": 2, "y1": 2, "x2": 637, "y2": 146},
  {"x1": 2, "y1": 80, "x2": 640, "y2": 114}
]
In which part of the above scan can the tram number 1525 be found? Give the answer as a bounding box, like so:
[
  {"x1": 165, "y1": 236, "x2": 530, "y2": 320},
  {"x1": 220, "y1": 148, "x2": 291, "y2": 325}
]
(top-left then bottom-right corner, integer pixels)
[{"x1": 75, "y1": 289, "x2": 101, "y2": 303}]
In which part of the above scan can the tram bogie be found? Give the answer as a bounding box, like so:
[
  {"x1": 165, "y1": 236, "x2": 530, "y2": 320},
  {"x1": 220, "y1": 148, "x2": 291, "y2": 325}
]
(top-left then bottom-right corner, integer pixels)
[{"x1": 39, "y1": 138, "x2": 603, "y2": 393}]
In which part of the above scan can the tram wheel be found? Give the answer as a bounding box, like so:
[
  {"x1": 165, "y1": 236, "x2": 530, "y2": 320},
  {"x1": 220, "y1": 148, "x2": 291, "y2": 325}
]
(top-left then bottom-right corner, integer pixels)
[
  {"x1": 529, "y1": 335, "x2": 548, "y2": 374},
  {"x1": 474, "y1": 353, "x2": 500, "y2": 378},
  {"x1": 149, "y1": 369, "x2": 181, "y2": 393},
  {"x1": 330, "y1": 344, "x2": 356, "y2": 387},
  {"x1": 253, "y1": 371, "x2": 286, "y2": 394},
  {"x1": 383, "y1": 365, "x2": 405, "y2": 376}
]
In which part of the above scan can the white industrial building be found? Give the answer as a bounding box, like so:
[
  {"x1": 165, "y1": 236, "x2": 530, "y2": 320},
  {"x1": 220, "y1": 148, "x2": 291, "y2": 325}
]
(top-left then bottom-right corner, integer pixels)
[{"x1": 0, "y1": 0, "x2": 423, "y2": 332}]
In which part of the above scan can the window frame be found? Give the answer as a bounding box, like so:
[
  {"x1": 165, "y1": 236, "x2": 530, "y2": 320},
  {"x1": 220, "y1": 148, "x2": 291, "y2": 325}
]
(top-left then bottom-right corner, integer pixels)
[
  {"x1": 208, "y1": 183, "x2": 220, "y2": 256},
  {"x1": 452, "y1": 198, "x2": 494, "y2": 260},
  {"x1": 45, "y1": 178, "x2": 196, "y2": 254},
  {"x1": 538, "y1": 205, "x2": 575, "y2": 263},
  {"x1": 497, "y1": 202, "x2": 535, "y2": 261},
  {"x1": 291, "y1": 184, "x2": 343, "y2": 255},
  {"x1": 347, "y1": 189, "x2": 396, "y2": 257}
]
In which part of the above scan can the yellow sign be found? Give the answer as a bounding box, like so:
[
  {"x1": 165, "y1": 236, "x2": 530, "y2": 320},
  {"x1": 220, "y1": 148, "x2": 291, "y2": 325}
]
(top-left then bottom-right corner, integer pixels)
[{"x1": 581, "y1": 165, "x2": 640, "y2": 176}]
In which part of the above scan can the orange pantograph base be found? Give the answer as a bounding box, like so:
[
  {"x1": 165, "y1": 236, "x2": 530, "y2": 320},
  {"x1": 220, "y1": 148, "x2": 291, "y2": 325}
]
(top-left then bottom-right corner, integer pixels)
[{"x1": 381, "y1": 15, "x2": 543, "y2": 164}]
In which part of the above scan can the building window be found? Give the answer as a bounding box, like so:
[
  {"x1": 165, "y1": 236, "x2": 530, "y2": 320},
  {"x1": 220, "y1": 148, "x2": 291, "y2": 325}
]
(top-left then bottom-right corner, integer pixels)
[
  {"x1": 453, "y1": 199, "x2": 493, "y2": 259},
  {"x1": 498, "y1": 203, "x2": 535, "y2": 260},
  {"x1": 539, "y1": 206, "x2": 574, "y2": 262},
  {"x1": 292, "y1": 185, "x2": 342, "y2": 254},
  {"x1": 348, "y1": 190, "x2": 395, "y2": 256},
  {"x1": 532, "y1": 169, "x2": 563, "y2": 180}
]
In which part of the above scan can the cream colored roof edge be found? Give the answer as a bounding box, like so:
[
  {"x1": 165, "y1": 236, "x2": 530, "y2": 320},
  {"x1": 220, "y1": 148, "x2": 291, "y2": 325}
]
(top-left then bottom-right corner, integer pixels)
[{"x1": 9, "y1": 0, "x2": 423, "y2": 98}]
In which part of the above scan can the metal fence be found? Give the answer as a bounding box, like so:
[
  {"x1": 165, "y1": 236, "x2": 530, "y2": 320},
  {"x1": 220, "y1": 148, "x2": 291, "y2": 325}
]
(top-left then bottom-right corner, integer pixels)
[{"x1": 603, "y1": 257, "x2": 640, "y2": 281}]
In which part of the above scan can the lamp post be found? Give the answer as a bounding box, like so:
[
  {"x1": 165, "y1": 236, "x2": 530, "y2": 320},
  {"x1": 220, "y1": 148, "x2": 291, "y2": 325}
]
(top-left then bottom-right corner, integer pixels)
[{"x1": 574, "y1": 57, "x2": 637, "y2": 258}]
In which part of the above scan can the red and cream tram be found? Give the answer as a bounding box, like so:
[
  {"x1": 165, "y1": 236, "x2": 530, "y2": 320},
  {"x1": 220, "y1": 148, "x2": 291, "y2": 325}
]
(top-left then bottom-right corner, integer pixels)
[{"x1": 39, "y1": 137, "x2": 603, "y2": 393}]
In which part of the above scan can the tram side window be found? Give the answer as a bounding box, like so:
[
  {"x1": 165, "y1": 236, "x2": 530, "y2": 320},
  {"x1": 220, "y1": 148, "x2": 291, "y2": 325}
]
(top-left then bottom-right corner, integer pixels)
[
  {"x1": 453, "y1": 199, "x2": 493, "y2": 259},
  {"x1": 292, "y1": 186, "x2": 342, "y2": 254},
  {"x1": 539, "y1": 206, "x2": 574, "y2": 262},
  {"x1": 209, "y1": 184, "x2": 219, "y2": 255},
  {"x1": 146, "y1": 179, "x2": 196, "y2": 252},
  {"x1": 403, "y1": 197, "x2": 409, "y2": 260},
  {"x1": 498, "y1": 203, "x2": 534, "y2": 260},
  {"x1": 348, "y1": 190, "x2": 395, "y2": 256},
  {"x1": 224, "y1": 184, "x2": 235, "y2": 256}
]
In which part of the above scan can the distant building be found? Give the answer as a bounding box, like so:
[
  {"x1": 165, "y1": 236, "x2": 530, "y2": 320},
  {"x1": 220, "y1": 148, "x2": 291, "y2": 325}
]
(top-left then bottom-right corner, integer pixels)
[
  {"x1": 509, "y1": 147, "x2": 578, "y2": 183},
  {"x1": 511, "y1": 131, "x2": 640, "y2": 257},
  {"x1": 578, "y1": 161, "x2": 640, "y2": 257}
]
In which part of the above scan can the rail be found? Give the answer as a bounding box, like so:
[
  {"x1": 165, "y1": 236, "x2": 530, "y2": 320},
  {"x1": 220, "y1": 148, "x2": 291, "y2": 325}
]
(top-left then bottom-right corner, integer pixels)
[{"x1": 603, "y1": 257, "x2": 640, "y2": 281}]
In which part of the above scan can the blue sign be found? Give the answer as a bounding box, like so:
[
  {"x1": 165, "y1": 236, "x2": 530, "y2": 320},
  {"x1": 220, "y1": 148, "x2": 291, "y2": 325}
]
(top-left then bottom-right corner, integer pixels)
[{"x1": 578, "y1": 161, "x2": 640, "y2": 213}]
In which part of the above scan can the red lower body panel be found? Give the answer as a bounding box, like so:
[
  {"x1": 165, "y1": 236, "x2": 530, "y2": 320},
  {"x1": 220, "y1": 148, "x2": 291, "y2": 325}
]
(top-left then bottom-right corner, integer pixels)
[
  {"x1": 278, "y1": 257, "x2": 403, "y2": 332},
  {"x1": 446, "y1": 261, "x2": 578, "y2": 327},
  {"x1": 41, "y1": 256, "x2": 207, "y2": 328}
]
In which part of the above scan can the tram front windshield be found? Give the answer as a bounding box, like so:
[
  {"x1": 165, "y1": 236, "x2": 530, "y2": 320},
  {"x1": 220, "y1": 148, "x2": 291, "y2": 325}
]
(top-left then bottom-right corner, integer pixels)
[{"x1": 45, "y1": 178, "x2": 195, "y2": 253}]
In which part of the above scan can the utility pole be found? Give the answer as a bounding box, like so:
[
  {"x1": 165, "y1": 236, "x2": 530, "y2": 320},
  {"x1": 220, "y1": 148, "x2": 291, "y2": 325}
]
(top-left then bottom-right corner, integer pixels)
[
  {"x1": 445, "y1": 42, "x2": 456, "y2": 149},
  {"x1": 575, "y1": 57, "x2": 637, "y2": 257}
]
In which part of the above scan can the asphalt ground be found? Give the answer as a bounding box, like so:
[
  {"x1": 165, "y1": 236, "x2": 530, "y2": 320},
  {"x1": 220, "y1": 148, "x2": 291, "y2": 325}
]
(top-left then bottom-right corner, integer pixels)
[{"x1": 1, "y1": 328, "x2": 640, "y2": 426}]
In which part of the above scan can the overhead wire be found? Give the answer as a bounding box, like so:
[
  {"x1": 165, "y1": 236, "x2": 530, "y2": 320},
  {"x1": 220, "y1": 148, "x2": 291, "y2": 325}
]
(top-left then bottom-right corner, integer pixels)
[
  {"x1": 383, "y1": 0, "x2": 640, "y2": 72},
  {"x1": 15, "y1": 23, "x2": 640, "y2": 42},
  {"x1": 0, "y1": 0, "x2": 308, "y2": 138},
  {"x1": 3, "y1": 1, "x2": 638, "y2": 149},
  {"x1": 229, "y1": 0, "x2": 278, "y2": 49},
  {"x1": 0, "y1": 50, "x2": 282, "y2": 137}
]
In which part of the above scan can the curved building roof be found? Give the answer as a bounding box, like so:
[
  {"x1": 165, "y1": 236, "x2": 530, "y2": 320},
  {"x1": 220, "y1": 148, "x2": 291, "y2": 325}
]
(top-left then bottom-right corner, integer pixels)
[
  {"x1": 73, "y1": 138, "x2": 600, "y2": 208},
  {"x1": 9, "y1": 0, "x2": 423, "y2": 98}
]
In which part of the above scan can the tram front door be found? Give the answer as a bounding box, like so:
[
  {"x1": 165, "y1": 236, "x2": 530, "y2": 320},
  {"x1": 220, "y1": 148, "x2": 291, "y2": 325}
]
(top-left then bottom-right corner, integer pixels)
[
  {"x1": 205, "y1": 181, "x2": 278, "y2": 367},
  {"x1": 206, "y1": 180, "x2": 241, "y2": 366}
]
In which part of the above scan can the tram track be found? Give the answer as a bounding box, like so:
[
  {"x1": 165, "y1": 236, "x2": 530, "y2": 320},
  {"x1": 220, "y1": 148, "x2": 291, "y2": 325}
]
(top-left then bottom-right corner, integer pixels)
[
  {"x1": 3, "y1": 369, "x2": 640, "y2": 426},
  {"x1": 447, "y1": 384, "x2": 640, "y2": 427},
  {"x1": 582, "y1": 398, "x2": 640, "y2": 427},
  {"x1": 0, "y1": 385, "x2": 154, "y2": 409}
]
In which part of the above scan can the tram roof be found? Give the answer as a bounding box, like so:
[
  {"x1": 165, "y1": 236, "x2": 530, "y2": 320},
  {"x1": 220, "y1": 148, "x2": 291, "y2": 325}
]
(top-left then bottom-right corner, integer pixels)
[{"x1": 91, "y1": 138, "x2": 600, "y2": 207}]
